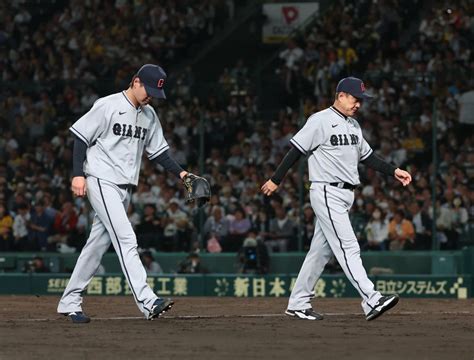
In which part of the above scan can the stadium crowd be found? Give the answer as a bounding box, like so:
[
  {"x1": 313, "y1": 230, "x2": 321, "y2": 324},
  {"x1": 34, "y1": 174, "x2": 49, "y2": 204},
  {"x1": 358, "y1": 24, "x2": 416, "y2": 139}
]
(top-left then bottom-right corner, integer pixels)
[
  {"x1": 274, "y1": 0, "x2": 473, "y2": 251},
  {"x1": 0, "y1": 0, "x2": 234, "y2": 83},
  {"x1": 0, "y1": 0, "x2": 472, "y2": 256}
]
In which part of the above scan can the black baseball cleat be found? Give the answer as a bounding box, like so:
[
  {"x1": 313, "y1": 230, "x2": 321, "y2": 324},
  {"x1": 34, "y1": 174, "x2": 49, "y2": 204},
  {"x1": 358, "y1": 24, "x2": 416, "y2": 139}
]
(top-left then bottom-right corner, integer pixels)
[
  {"x1": 148, "y1": 298, "x2": 174, "y2": 320},
  {"x1": 285, "y1": 308, "x2": 324, "y2": 320},
  {"x1": 63, "y1": 311, "x2": 91, "y2": 324},
  {"x1": 366, "y1": 294, "x2": 400, "y2": 321}
]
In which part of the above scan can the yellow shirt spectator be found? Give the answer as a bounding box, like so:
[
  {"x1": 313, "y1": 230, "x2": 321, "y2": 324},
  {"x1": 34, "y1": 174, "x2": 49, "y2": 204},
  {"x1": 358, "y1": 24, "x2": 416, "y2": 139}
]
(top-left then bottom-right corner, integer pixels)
[
  {"x1": 337, "y1": 41, "x2": 358, "y2": 65},
  {"x1": 0, "y1": 205, "x2": 13, "y2": 240},
  {"x1": 388, "y1": 210, "x2": 415, "y2": 250}
]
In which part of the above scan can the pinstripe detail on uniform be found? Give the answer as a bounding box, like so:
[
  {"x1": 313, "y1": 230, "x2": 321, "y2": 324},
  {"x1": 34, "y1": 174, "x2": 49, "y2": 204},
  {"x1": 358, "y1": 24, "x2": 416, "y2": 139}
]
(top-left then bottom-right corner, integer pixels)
[
  {"x1": 97, "y1": 178, "x2": 149, "y2": 312},
  {"x1": 324, "y1": 185, "x2": 373, "y2": 306},
  {"x1": 290, "y1": 139, "x2": 307, "y2": 155},
  {"x1": 360, "y1": 149, "x2": 373, "y2": 161},
  {"x1": 148, "y1": 144, "x2": 170, "y2": 160},
  {"x1": 121, "y1": 91, "x2": 137, "y2": 109},
  {"x1": 330, "y1": 106, "x2": 347, "y2": 119},
  {"x1": 70, "y1": 127, "x2": 90, "y2": 146},
  {"x1": 310, "y1": 145, "x2": 320, "y2": 154}
]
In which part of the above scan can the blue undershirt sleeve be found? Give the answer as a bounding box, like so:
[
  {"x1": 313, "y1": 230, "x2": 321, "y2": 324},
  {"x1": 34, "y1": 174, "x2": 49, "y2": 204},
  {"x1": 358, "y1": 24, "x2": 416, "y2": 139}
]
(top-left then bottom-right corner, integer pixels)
[
  {"x1": 72, "y1": 135, "x2": 87, "y2": 177},
  {"x1": 270, "y1": 146, "x2": 304, "y2": 185},
  {"x1": 152, "y1": 150, "x2": 184, "y2": 178}
]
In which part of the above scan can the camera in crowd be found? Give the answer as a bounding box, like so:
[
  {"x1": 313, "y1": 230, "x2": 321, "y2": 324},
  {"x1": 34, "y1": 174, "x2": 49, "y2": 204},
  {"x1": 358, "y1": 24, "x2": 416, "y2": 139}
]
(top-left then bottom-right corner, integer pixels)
[
  {"x1": 237, "y1": 229, "x2": 269, "y2": 274},
  {"x1": 23, "y1": 256, "x2": 50, "y2": 273}
]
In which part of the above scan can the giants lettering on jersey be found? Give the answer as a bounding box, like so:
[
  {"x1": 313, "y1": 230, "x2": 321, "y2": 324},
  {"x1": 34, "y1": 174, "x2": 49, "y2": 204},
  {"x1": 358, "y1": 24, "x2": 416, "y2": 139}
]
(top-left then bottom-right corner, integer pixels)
[
  {"x1": 330, "y1": 134, "x2": 359, "y2": 146},
  {"x1": 113, "y1": 123, "x2": 148, "y2": 140}
]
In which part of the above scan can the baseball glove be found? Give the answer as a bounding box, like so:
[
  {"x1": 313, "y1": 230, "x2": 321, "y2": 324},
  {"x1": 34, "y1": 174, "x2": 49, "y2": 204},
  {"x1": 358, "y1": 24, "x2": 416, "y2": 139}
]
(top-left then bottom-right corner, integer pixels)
[{"x1": 182, "y1": 173, "x2": 211, "y2": 208}]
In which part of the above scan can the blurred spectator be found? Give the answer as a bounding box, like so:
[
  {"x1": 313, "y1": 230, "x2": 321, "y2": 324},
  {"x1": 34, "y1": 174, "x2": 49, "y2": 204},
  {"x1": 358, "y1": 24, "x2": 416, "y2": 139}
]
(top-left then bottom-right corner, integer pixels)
[
  {"x1": 266, "y1": 205, "x2": 296, "y2": 252},
  {"x1": 407, "y1": 201, "x2": 432, "y2": 250},
  {"x1": 226, "y1": 207, "x2": 252, "y2": 252},
  {"x1": 254, "y1": 209, "x2": 271, "y2": 237},
  {"x1": 457, "y1": 79, "x2": 474, "y2": 129},
  {"x1": 48, "y1": 201, "x2": 78, "y2": 248},
  {"x1": 177, "y1": 252, "x2": 208, "y2": 274},
  {"x1": 127, "y1": 203, "x2": 141, "y2": 230},
  {"x1": 0, "y1": 203, "x2": 14, "y2": 251},
  {"x1": 163, "y1": 198, "x2": 192, "y2": 252},
  {"x1": 301, "y1": 203, "x2": 315, "y2": 251},
  {"x1": 23, "y1": 256, "x2": 50, "y2": 273},
  {"x1": 278, "y1": 38, "x2": 305, "y2": 107},
  {"x1": 136, "y1": 204, "x2": 163, "y2": 250},
  {"x1": 206, "y1": 233, "x2": 222, "y2": 253},
  {"x1": 12, "y1": 203, "x2": 30, "y2": 251},
  {"x1": 71, "y1": 204, "x2": 90, "y2": 251},
  {"x1": 388, "y1": 210, "x2": 416, "y2": 250},
  {"x1": 432, "y1": 200, "x2": 452, "y2": 249},
  {"x1": 364, "y1": 207, "x2": 389, "y2": 251},
  {"x1": 351, "y1": 198, "x2": 371, "y2": 242},
  {"x1": 226, "y1": 145, "x2": 246, "y2": 169},
  {"x1": 132, "y1": 182, "x2": 159, "y2": 211},
  {"x1": 436, "y1": 196, "x2": 470, "y2": 250},
  {"x1": 452, "y1": 197, "x2": 469, "y2": 237},
  {"x1": 28, "y1": 200, "x2": 53, "y2": 251},
  {"x1": 279, "y1": 38, "x2": 304, "y2": 71},
  {"x1": 203, "y1": 205, "x2": 229, "y2": 251},
  {"x1": 140, "y1": 250, "x2": 163, "y2": 275},
  {"x1": 337, "y1": 40, "x2": 358, "y2": 72}
]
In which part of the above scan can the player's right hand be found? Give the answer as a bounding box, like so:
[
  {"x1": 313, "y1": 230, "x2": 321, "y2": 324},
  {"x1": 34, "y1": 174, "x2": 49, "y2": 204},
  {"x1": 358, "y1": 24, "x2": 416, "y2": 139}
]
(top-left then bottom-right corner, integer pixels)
[
  {"x1": 394, "y1": 168, "x2": 412, "y2": 187},
  {"x1": 261, "y1": 179, "x2": 279, "y2": 196},
  {"x1": 71, "y1": 176, "x2": 87, "y2": 197}
]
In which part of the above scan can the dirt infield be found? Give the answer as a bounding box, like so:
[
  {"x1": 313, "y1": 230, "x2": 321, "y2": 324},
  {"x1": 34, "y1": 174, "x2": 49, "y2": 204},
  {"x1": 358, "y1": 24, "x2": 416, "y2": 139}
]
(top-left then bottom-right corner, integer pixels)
[{"x1": 0, "y1": 296, "x2": 472, "y2": 360}]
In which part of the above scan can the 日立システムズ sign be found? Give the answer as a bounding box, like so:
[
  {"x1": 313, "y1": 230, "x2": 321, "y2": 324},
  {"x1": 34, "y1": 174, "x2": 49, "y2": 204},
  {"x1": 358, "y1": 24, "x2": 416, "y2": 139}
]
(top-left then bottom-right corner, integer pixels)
[{"x1": 2, "y1": 274, "x2": 468, "y2": 298}]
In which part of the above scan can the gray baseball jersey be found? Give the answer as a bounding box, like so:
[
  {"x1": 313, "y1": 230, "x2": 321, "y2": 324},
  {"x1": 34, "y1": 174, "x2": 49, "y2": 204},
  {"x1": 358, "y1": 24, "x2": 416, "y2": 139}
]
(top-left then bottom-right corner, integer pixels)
[
  {"x1": 287, "y1": 105, "x2": 382, "y2": 317},
  {"x1": 70, "y1": 91, "x2": 169, "y2": 185},
  {"x1": 290, "y1": 106, "x2": 372, "y2": 185},
  {"x1": 59, "y1": 91, "x2": 167, "y2": 319}
]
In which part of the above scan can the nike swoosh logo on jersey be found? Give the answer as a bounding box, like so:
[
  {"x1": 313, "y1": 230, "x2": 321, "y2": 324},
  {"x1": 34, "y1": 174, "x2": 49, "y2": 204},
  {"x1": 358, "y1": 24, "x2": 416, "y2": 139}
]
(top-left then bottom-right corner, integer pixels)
[
  {"x1": 119, "y1": 111, "x2": 126, "y2": 115},
  {"x1": 332, "y1": 124, "x2": 338, "y2": 128}
]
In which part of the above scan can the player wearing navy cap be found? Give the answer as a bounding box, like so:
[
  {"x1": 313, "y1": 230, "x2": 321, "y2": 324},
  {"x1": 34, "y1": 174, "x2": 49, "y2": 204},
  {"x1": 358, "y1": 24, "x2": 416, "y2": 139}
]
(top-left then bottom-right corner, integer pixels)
[
  {"x1": 58, "y1": 64, "x2": 196, "y2": 323},
  {"x1": 335, "y1": 76, "x2": 374, "y2": 101},
  {"x1": 262, "y1": 77, "x2": 412, "y2": 321},
  {"x1": 135, "y1": 64, "x2": 167, "y2": 99}
]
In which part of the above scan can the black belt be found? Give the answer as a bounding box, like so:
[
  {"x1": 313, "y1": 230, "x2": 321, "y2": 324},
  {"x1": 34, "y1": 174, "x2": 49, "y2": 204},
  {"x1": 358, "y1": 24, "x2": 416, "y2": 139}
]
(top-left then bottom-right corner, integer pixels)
[
  {"x1": 117, "y1": 184, "x2": 135, "y2": 190},
  {"x1": 329, "y1": 182, "x2": 357, "y2": 191}
]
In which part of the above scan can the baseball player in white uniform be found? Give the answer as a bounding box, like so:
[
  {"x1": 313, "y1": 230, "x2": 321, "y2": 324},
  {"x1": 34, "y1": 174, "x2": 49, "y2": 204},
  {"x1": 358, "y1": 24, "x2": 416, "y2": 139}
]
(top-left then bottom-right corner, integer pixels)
[
  {"x1": 261, "y1": 77, "x2": 412, "y2": 321},
  {"x1": 58, "y1": 64, "x2": 191, "y2": 323}
]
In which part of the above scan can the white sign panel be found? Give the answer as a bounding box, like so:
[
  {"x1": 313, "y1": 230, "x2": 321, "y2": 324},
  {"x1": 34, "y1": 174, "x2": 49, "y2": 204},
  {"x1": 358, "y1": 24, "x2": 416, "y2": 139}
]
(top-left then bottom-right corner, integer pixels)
[{"x1": 262, "y1": 2, "x2": 319, "y2": 44}]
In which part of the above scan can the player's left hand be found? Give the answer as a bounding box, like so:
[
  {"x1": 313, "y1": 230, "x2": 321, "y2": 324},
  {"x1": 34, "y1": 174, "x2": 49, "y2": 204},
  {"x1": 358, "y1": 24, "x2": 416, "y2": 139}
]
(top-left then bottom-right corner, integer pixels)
[
  {"x1": 71, "y1": 176, "x2": 87, "y2": 197},
  {"x1": 182, "y1": 172, "x2": 211, "y2": 208},
  {"x1": 261, "y1": 179, "x2": 279, "y2": 196},
  {"x1": 394, "y1": 168, "x2": 412, "y2": 186}
]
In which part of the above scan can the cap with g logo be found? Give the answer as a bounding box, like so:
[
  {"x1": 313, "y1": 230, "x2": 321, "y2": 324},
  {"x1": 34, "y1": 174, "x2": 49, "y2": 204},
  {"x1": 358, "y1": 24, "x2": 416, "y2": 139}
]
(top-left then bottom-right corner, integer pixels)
[
  {"x1": 136, "y1": 64, "x2": 167, "y2": 99},
  {"x1": 336, "y1": 77, "x2": 374, "y2": 100}
]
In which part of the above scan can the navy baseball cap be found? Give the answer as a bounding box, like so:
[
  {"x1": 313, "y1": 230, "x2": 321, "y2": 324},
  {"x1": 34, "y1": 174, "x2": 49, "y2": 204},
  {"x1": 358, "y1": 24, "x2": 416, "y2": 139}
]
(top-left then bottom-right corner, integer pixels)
[
  {"x1": 336, "y1": 77, "x2": 373, "y2": 100},
  {"x1": 136, "y1": 64, "x2": 167, "y2": 99}
]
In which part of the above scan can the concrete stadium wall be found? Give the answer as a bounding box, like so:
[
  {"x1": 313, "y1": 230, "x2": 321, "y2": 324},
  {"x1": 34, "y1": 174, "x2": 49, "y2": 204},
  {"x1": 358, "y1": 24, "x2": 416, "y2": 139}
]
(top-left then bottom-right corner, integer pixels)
[{"x1": 1, "y1": 248, "x2": 473, "y2": 275}]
